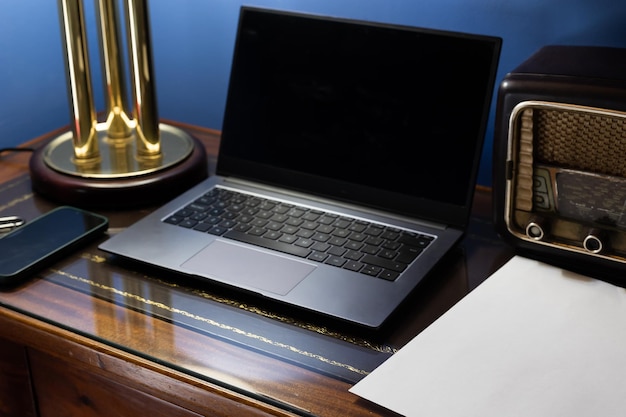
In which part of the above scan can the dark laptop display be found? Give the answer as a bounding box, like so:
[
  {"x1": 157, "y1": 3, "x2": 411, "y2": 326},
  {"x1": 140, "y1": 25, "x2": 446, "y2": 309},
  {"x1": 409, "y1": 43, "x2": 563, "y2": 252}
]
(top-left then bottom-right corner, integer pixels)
[
  {"x1": 100, "y1": 7, "x2": 501, "y2": 329},
  {"x1": 219, "y1": 8, "x2": 499, "y2": 226}
]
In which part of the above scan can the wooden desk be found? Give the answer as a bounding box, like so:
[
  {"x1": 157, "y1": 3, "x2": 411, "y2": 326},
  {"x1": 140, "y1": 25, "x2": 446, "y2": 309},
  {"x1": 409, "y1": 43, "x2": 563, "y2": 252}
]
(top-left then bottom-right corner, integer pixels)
[{"x1": 0, "y1": 122, "x2": 514, "y2": 416}]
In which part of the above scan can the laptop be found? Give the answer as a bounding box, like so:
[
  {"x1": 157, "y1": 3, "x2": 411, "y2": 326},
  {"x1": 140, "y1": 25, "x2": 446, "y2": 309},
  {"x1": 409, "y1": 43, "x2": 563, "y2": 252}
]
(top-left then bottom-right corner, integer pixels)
[{"x1": 100, "y1": 6, "x2": 501, "y2": 329}]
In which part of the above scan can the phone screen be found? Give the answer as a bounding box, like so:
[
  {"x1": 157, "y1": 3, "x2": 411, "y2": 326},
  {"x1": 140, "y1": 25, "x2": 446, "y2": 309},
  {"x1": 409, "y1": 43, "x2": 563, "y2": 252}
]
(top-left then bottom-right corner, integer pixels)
[{"x1": 0, "y1": 206, "x2": 108, "y2": 283}]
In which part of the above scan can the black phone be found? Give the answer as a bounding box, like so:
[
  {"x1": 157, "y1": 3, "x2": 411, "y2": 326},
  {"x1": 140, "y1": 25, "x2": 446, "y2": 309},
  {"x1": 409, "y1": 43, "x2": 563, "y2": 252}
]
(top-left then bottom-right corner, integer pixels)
[{"x1": 0, "y1": 206, "x2": 109, "y2": 286}]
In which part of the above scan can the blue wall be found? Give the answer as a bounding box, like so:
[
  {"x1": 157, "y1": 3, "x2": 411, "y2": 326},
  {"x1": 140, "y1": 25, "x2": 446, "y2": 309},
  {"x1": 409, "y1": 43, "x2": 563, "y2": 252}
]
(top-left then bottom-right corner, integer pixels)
[{"x1": 1, "y1": 0, "x2": 625, "y2": 185}]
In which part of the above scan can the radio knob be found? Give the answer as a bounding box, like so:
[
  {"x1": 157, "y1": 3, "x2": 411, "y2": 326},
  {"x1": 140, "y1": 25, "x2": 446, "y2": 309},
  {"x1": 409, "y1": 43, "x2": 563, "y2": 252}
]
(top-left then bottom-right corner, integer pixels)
[
  {"x1": 525, "y1": 217, "x2": 548, "y2": 240},
  {"x1": 583, "y1": 229, "x2": 604, "y2": 253}
]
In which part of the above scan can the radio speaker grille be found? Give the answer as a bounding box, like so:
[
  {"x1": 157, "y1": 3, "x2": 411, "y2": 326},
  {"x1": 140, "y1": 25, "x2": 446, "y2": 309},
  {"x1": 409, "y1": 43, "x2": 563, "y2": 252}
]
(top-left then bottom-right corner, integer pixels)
[{"x1": 534, "y1": 108, "x2": 626, "y2": 177}]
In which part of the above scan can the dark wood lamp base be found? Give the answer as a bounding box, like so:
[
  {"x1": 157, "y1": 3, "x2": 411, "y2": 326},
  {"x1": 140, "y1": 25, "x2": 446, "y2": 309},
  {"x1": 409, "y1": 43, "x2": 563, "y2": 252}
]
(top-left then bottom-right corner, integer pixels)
[{"x1": 29, "y1": 125, "x2": 209, "y2": 209}]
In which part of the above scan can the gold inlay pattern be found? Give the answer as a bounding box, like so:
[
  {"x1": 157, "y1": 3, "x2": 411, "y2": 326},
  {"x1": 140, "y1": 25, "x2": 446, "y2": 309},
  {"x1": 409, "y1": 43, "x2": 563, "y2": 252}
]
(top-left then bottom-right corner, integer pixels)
[
  {"x1": 53, "y1": 252, "x2": 398, "y2": 377},
  {"x1": 0, "y1": 193, "x2": 33, "y2": 212},
  {"x1": 79, "y1": 253, "x2": 397, "y2": 355},
  {"x1": 0, "y1": 176, "x2": 30, "y2": 194}
]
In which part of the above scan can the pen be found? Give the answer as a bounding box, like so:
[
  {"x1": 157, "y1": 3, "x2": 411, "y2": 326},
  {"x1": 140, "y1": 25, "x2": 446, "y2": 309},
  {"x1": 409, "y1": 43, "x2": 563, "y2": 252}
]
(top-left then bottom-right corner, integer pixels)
[{"x1": 0, "y1": 216, "x2": 25, "y2": 232}]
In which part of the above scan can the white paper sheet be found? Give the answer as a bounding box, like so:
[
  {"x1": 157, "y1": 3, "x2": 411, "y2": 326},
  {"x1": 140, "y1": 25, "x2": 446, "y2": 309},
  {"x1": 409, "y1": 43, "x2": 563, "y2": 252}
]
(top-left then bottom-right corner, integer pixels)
[{"x1": 350, "y1": 256, "x2": 626, "y2": 417}]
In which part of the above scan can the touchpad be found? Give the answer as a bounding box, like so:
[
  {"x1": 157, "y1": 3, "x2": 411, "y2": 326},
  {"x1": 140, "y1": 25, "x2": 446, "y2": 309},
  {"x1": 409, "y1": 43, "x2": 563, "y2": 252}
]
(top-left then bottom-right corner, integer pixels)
[{"x1": 181, "y1": 240, "x2": 316, "y2": 295}]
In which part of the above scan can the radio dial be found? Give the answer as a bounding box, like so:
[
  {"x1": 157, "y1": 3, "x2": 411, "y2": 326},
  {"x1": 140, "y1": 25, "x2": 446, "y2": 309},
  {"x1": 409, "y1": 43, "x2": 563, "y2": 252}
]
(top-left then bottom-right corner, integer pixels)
[
  {"x1": 583, "y1": 229, "x2": 604, "y2": 253},
  {"x1": 525, "y1": 217, "x2": 548, "y2": 240}
]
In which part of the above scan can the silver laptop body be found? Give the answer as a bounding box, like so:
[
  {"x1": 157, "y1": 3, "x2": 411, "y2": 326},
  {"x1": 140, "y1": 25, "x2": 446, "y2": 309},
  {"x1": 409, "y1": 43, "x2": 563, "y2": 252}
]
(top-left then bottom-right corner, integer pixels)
[{"x1": 100, "y1": 7, "x2": 501, "y2": 329}]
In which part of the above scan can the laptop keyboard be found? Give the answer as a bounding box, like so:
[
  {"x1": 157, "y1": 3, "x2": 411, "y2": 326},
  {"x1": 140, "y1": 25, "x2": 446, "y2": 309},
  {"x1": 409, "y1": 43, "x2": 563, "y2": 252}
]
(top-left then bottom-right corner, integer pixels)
[{"x1": 163, "y1": 188, "x2": 434, "y2": 281}]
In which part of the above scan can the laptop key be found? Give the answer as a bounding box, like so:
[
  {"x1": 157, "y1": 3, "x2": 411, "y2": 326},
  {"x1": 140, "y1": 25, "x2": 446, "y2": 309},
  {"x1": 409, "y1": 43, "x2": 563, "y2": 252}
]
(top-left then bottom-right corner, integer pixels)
[
  {"x1": 380, "y1": 230, "x2": 400, "y2": 240},
  {"x1": 398, "y1": 233, "x2": 433, "y2": 248},
  {"x1": 345, "y1": 240, "x2": 363, "y2": 251},
  {"x1": 365, "y1": 236, "x2": 384, "y2": 246},
  {"x1": 381, "y1": 240, "x2": 401, "y2": 250},
  {"x1": 302, "y1": 212, "x2": 320, "y2": 221},
  {"x1": 311, "y1": 242, "x2": 331, "y2": 252},
  {"x1": 208, "y1": 225, "x2": 228, "y2": 235},
  {"x1": 193, "y1": 223, "x2": 213, "y2": 232},
  {"x1": 164, "y1": 216, "x2": 183, "y2": 225},
  {"x1": 361, "y1": 244, "x2": 380, "y2": 255},
  {"x1": 204, "y1": 216, "x2": 222, "y2": 225},
  {"x1": 270, "y1": 213, "x2": 289, "y2": 223},
  {"x1": 308, "y1": 252, "x2": 328, "y2": 262},
  {"x1": 263, "y1": 230, "x2": 282, "y2": 240},
  {"x1": 191, "y1": 212, "x2": 208, "y2": 221},
  {"x1": 296, "y1": 229, "x2": 315, "y2": 239},
  {"x1": 248, "y1": 227, "x2": 266, "y2": 236},
  {"x1": 265, "y1": 221, "x2": 284, "y2": 231},
  {"x1": 364, "y1": 225, "x2": 384, "y2": 236},
  {"x1": 278, "y1": 234, "x2": 298, "y2": 244},
  {"x1": 343, "y1": 260, "x2": 364, "y2": 272},
  {"x1": 378, "y1": 249, "x2": 398, "y2": 259},
  {"x1": 325, "y1": 256, "x2": 346, "y2": 267},
  {"x1": 174, "y1": 209, "x2": 194, "y2": 217},
  {"x1": 179, "y1": 219, "x2": 198, "y2": 228},
  {"x1": 285, "y1": 217, "x2": 304, "y2": 227},
  {"x1": 379, "y1": 270, "x2": 400, "y2": 281},
  {"x1": 316, "y1": 224, "x2": 334, "y2": 234},
  {"x1": 361, "y1": 265, "x2": 382, "y2": 277},
  {"x1": 328, "y1": 236, "x2": 347, "y2": 246},
  {"x1": 219, "y1": 219, "x2": 237, "y2": 228},
  {"x1": 233, "y1": 223, "x2": 252, "y2": 233},
  {"x1": 328, "y1": 246, "x2": 347, "y2": 257},
  {"x1": 344, "y1": 250, "x2": 363, "y2": 261},
  {"x1": 295, "y1": 238, "x2": 314, "y2": 248},
  {"x1": 318, "y1": 215, "x2": 336, "y2": 225},
  {"x1": 187, "y1": 203, "x2": 210, "y2": 212},
  {"x1": 396, "y1": 246, "x2": 423, "y2": 263},
  {"x1": 273, "y1": 205, "x2": 291, "y2": 214}
]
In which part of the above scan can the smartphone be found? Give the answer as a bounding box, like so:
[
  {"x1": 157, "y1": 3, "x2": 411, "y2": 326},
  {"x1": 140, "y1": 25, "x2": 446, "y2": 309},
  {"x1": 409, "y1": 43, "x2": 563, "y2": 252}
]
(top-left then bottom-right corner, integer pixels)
[{"x1": 0, "y1": 206, "x2": 109, "y2": 286}]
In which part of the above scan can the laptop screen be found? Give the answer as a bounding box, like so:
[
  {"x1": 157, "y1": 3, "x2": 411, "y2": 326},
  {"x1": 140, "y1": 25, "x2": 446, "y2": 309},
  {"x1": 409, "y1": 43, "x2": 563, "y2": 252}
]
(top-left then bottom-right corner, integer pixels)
[{"x1": 218, "y1": 7, "x2": 501, "y2": 227}]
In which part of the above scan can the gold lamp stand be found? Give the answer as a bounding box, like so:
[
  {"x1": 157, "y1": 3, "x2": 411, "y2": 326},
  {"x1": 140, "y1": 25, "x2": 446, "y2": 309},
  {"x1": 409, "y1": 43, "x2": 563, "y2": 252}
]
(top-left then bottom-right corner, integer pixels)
[{"x1": 30, "y1": 0, "x2": 207, "y2": 208}]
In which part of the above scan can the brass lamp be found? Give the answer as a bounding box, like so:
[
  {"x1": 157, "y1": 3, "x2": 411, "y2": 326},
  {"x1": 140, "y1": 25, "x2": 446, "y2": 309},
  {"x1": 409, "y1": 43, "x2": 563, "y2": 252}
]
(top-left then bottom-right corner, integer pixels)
[{"x1": 29, "y1": 0, "x2": 208, "y2": 208}]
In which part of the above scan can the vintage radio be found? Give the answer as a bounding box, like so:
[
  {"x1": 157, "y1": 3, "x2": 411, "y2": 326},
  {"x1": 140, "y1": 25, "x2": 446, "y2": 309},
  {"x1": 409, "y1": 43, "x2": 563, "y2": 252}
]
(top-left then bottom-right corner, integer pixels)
[{"x1": 493, "y1": 45, "x2": 626, "y2": 283}]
